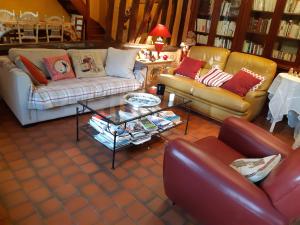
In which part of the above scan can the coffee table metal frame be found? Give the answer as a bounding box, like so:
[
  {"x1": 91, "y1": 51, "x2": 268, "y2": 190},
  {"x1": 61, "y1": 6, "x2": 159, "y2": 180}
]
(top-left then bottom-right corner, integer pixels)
[{"x1": 76, "y1": 92, "x2": 191, "y2": 169}]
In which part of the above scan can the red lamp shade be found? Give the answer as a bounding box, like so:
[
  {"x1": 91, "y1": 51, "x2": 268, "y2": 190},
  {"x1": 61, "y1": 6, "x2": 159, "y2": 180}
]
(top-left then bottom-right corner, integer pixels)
[{"x1": 149, "y1": 24, "x2": 171, "y2": 38}]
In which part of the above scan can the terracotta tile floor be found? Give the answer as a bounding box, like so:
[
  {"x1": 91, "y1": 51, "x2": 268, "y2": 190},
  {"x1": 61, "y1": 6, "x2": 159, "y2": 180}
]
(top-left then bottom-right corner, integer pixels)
[{"x1": 0, "y1": 100, "x2": 294, "y2": 225}]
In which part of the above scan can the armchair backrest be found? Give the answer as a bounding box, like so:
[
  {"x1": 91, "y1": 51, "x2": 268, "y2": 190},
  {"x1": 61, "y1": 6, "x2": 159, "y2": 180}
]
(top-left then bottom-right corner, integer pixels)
[
  {"x1": 188, "y1": 46, "x2": 230, "y2": 71},
  {"x1": 261, "y1": 150, "x2": 300, "y2": 223}
]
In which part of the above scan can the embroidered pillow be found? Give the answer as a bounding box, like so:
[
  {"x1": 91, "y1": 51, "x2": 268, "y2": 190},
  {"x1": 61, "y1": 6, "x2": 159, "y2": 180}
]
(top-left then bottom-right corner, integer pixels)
[
  {"x1": 19, "y1": 55, "x2": 48, "y2": 85},
  {"x1": 174, "y1": 57, "x2": 205, "y2": 79},
  {"x1": 43, "y1": 54, "x2": 75, "y2": 81},
  {"x1": 230, "y1": 154, "x2": 281, "y2": 183},
  {"x1": 221, "y1": 68, "x2": 264, "y2": 97},
  {"x1": 195, "y1": 68, "x2": 233, "y2": 87},
  {"x1": 68, "y1": 49, "x2": 106, "y2": 78}
]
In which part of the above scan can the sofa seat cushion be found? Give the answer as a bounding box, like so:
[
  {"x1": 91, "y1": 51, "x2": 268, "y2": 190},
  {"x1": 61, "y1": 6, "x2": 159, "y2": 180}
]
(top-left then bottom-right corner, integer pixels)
[
  {"x1": 159, "y1": 74, "x2": 194, "y2": 94},
  {"x1": 194, "y1": 136, "x2": 244, "y2": 165},
  {"x1": 28, "y1": 77, "x2": 142, "y2": 110},
  {"x1": 192, "y1": 82, "x2": 250, "y2": 113}
]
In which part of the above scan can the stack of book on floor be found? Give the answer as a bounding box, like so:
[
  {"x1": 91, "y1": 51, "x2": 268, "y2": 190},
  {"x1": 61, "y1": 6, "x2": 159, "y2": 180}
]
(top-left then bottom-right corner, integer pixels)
[{"x1": 88, "y1": 111, "x2": 181, "y2": 150}]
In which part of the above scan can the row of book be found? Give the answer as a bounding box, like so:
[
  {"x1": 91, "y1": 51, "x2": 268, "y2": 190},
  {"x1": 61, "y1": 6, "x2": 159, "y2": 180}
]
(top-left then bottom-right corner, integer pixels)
[
  {"x1": 89, "y1": 111, "x2": 181, "y2": 150},
  {"x1": 196, "y1": 34, "x2": 209, "y2": 45},
  {"x1": 248, "y1": 17, "x2": 272, "y2": 34},
  {"x1": 214, "y1": 37, "x2": 232, "y2": 49},
  {"x1": 252, "y1": 0, "x2": 276, "y2": 12},
  {"x1": 284, "y1": 0, "x2": 300, "y2": 13},
  {"x1": 195, "y1": 18, "x2": 211, "y2": 33},
  {"x1": 272, "y1": 50, "x2": 297, "y2": 62},
  {"x1": 216, "y1": 20, "x2": 236, "y2": 37},
  {"x1": 220, "y1": 0, "x2": 240, "y2": 17},
  {"x1": 278, "y1": 20, "x2": 300, "y2": 39},
  {"x1": 242, "y1": 41, "x2": 264, "y2": 55}
]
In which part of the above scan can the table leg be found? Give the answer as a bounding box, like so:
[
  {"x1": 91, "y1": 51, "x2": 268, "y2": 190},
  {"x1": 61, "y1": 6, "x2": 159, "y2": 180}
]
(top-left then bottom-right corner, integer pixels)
[
  {"x1": 112, "y1": 131, "x2": 117, "y2": 169},
  {"x1": 185, "y1": 105, "x2": 190, "y2": 135},
  {"x1": 269, "y1": 121, "x2": 276, "y2": 133},
  {"x1": 76, "y1": 107, "x2": 79, "y2": 142}
]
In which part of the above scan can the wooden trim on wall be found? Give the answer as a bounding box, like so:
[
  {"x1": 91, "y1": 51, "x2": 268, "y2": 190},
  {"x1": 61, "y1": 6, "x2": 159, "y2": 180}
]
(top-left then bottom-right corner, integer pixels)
[
  {"x1": 160, "y1": 0, "x2": 169, "y2": 25},
  {"x1": 169, "y1": 0, "x2": 178, "y2": 34},
  {"x1": 116, "y1": 0, "x2": 127, "y2": 42},
  {"x1": 177, "y1": 0, "x2": 188, "y2": 46},
  {"x1": 150, "y1": 0, "x2": 163, "y2": 31},
  {"x1": 106, "y1": 0, "x2": 115, "y2": 39},
  {"x1": 128, "y1": 0, "x2": 140, "y2": 42}
]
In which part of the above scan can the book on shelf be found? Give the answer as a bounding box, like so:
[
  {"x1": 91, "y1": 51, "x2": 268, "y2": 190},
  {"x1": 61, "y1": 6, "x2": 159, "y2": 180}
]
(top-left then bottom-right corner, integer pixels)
[
  {"x1": 220, "y1": 0, "x2": 240, "y2": 17},
  {"x1": 285, "y1": 0, "x2": 300, "y2": 13},
  {"x1": 216, "y1": 20, "x2": 236, "y2": 37},
  {"x1": 242, "y1": 40, "x2": 264, "y2": 55},
  {"x1": 272, "y1": 41, "x2": 298, "y2": 62},
  {"x1": 278, "y1": 20, "x2": 300, "y2": 39},
  {"x1": 248, "y1": 17, "x2": 271, "y2": 34},
  {"x1": 196, "y1": 34, "x2": 208, "y2": 44},
  {"x1": 214, "y1": 37, "x2": 232, "y2": 49},
  {"x1": 253, "y1": 0, "x2": 276, "y2": 12},
  {"x1": 196, "y1": 18, "x2": 211, "y2": 33}
]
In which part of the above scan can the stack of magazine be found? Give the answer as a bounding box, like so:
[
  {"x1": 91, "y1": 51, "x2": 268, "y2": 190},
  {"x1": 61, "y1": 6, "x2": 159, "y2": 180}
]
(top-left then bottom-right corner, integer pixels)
[{"x1": 88, "y1": 110, "x2": 181, "y2": 150}]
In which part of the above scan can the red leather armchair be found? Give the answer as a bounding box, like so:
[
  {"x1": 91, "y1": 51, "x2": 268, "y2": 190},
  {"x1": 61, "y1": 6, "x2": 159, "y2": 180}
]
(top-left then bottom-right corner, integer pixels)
[{"x1": 163, "y1": 117, "x2": 300, "y2": 225}]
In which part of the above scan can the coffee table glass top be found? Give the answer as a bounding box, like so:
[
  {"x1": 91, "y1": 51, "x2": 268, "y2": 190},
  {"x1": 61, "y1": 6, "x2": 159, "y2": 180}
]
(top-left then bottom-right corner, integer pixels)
[{"x1": 78, "y1": 91, "x2": 191, "y2": 125}]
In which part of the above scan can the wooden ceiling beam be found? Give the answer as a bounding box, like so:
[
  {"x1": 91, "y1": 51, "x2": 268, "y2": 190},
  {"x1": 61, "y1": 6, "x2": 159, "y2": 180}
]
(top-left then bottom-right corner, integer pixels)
[
  {"x1": 160, "y1": 0, "x2": 169, "y2": 25},
  {"x1": 116, "y1": 0, "x2": 127, "y2": 42},
  {"x1": 128, "y1": 0, "x2": 140, "y2": 42},
  {"x1": 150, "y1": 0, "x2": 163, "y2": 31},
  {"x1": 106, "y1": 0, "x2": 115, "y2": 39}
]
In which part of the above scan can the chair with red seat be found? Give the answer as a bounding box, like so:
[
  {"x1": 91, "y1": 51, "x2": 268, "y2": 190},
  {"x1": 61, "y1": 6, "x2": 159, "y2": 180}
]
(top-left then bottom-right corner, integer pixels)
[{"x1": 163, "y1": 117, "x2": 300, "y2": 225}]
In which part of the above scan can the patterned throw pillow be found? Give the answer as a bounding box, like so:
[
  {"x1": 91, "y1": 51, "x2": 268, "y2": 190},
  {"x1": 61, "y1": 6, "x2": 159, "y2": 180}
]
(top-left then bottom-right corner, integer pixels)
[
  {"x1": 195, "y1": 67, "x2": 233, "y2": 87},
  {"x1": 221, "y1": 68, "x2": 265, "y2": 97},
  {"x1": 43, "y1": 54, "x2": 75, "y2": 81},
  {"x1": 68, "y1": 49, "x2": 106, "y2": 78},
  {"x1": 230, "y1": 154, "x2": 281, "y2": 183},
  {"x1": 19, "y1": 55, "x2": 48, "y2": 85}
]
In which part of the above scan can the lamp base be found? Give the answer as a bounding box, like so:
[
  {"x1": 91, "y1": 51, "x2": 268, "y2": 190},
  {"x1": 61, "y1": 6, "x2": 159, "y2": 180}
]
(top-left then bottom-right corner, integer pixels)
[{"x1": 154, "y1": 42, "x2": 164, "y2": 59}]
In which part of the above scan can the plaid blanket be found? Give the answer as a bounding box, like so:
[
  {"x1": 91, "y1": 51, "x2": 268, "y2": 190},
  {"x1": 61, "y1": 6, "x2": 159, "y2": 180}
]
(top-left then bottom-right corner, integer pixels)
[{"x1": 28, "y1": 77, "x2": 142, "y2": 110}]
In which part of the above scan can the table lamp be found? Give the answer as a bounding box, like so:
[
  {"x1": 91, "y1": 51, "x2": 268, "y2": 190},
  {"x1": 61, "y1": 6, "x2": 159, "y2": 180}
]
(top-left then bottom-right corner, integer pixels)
[{"x1": 149, "y1": 24, "x2": 171, "y2": 58}]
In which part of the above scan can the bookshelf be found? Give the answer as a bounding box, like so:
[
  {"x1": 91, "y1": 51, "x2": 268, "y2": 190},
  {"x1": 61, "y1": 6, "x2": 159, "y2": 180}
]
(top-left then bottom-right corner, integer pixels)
[
  {"x1": 190, "y1": 0, "x2": 300, "y2": 71},
  {"x1": 194, "y1": 0, "x2": 214, "y2": 45},
  {"x1": 213, "y1": 0, "x2": 242, "y2": 49},
  {"x1": 271, "y1": 0, "x2": 300, "y2": 67}
]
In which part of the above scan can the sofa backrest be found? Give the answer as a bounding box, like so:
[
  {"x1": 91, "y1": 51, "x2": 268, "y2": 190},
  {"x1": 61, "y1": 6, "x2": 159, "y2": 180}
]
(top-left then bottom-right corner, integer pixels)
[
  {"x1": 188, "y1": 46, "x2": 230, "y2": 71},
  {"x1": 67, "y1": 49, "x2": 108, "y2": 66},
  {"x1": 224, "y1": 52, "x2": 277, "y2": 91},
  {"x1": 9, "y1": 48, "x2": 67, "y2": 77}
]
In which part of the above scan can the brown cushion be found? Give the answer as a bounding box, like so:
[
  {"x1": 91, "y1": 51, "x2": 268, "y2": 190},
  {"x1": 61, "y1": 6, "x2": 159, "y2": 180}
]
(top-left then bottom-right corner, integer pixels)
[{"x1": 192, "y1": 82, "x2": 250, "y2": 113}]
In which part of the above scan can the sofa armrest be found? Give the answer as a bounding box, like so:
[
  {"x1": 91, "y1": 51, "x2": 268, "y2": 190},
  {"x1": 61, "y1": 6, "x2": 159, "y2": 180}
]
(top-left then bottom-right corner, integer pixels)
[
  {"x1": 245, "y1": 90, "x2": 266, "y2": 99},
  {"x1": 261, "y1": 150, "x2": 300, "y2": 221},
  {"x1": 164, "y1": 139, "x2": 287, "y2": 225},
  {"x1": 0, "y1": 57, "x2": 33, "y2": 125},
  {"x1": 219, "y1": 117, "x2": 292, "y2": 157}
]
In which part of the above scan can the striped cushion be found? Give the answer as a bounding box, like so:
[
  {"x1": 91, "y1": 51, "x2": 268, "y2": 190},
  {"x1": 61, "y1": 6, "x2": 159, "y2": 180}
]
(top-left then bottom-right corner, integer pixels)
[{"x1": 195, "y1": 68, "x2": 233, "y2": 87}]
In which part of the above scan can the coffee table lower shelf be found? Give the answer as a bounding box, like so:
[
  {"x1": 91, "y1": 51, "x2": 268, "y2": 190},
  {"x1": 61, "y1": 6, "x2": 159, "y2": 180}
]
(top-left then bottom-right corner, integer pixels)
[{"x1": 77, "y1": 120, "x2": 188, "y2": 169}]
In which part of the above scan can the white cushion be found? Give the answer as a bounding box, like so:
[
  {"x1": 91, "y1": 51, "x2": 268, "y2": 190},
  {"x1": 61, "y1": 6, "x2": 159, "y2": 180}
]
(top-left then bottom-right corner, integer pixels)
[
  {"x1": 105, "y1": 47, "x2": 139, "y2": 79},
  {"x1": 195, "y1": 67, "x2": 233, "y2": 87},
  {"x1": 230, "y1": 154, "x2": 281, "y2": 183},
  {"x1": 67, "y1": 49, "x2": 107, "y2": 78},
  {"x1": 9, "y1": 48, "x2": 67, "y2": 78}
]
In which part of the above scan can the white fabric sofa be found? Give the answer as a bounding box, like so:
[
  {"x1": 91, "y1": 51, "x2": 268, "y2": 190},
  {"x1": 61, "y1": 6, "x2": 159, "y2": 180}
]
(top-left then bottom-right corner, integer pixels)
[{"x1": 0, "y1": 48, "x2": 146, "y2": 125}]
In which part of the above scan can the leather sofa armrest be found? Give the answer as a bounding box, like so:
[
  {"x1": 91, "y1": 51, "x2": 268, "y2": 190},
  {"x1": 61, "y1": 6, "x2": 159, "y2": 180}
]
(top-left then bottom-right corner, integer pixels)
[
  {"x1": 245, "y1": 90, "x2": 266, "y2": 99},
  {"x1": 261, "y1": 150, "x2": 300, "y2": 221},
  {"x1": 218, "y1": 117, "x2": 292, "y2": 158},
  {"x1": 163, "y1": 139, "x2": 287, "y2": 225},
  {"x1": 164, "y1": 67, "x2": 176, "y2": 75}
]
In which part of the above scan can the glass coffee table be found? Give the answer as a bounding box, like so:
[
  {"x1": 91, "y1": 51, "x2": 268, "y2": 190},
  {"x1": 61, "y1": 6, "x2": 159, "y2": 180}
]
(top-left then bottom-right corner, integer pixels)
[{"x1": 76, "y1": 91, "x2": 192, "y2": 169}]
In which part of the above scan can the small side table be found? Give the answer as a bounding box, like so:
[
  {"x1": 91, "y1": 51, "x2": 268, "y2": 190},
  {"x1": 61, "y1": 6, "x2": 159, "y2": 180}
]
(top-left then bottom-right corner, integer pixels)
[
  {"x1": 268, "y1": 72, "x2": 300, "y2": 148},
  {"x1": 136, "y1": 59, "x2": 175, "y2": 88}
]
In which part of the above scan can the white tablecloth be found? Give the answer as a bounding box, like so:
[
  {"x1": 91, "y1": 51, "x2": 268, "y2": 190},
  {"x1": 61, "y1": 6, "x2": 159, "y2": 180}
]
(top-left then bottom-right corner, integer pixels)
[{"x1": 268, "y1": 73, "x2": 300, "y2": 149}]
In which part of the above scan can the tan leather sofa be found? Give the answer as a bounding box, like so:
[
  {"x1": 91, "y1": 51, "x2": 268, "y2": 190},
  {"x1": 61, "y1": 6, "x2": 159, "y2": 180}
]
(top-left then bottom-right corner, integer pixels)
[{"x1": 159, "y1": 46, "x2": 277, "y2": 121}]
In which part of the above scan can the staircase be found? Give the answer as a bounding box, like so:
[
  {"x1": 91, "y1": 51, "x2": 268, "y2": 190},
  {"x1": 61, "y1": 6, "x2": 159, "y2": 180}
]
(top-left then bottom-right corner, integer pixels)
[{"x1": 58, "y1": 0, "x2": 106, "y2": 40}]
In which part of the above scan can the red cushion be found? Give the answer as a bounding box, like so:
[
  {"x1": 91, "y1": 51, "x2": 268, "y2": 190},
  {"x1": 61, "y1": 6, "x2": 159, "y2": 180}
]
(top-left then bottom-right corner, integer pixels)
[
  {"x1": 221, "y1": 68, "x2": 262, "y2": 97},
  {"x1": 19, "y1": 55, "x2": 48, "y2": 85},
  {"x1": 174, "y1": 57, "x2": 205, "y2": 79}
]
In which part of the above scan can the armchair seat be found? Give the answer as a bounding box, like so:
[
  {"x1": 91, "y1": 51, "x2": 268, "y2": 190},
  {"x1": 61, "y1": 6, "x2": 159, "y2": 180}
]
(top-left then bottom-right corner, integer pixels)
[{"x1": 163, "y1": 117, "x2": 299, "y2": 225}]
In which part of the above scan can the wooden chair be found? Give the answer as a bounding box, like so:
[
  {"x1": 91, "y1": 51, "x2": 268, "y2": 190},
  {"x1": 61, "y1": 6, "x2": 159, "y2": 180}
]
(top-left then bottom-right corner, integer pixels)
[
  {"x1": 0, "y1": 9, "x2": 17, "y2": 43},
  {"x1": 17, "y1": 11, "x2": 39, "y2": 43},
  {"x1": 45, "y1": 15, "x2": 64, "y2": 42}
]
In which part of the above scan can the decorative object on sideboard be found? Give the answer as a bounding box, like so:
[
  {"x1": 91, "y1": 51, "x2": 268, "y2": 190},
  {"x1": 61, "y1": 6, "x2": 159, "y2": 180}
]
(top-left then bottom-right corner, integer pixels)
[{"x1": 149, "y1": 24, "x2": 171, "y2": 59}]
